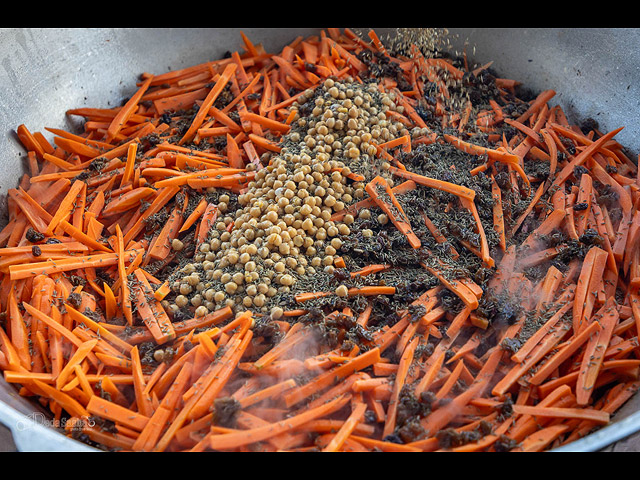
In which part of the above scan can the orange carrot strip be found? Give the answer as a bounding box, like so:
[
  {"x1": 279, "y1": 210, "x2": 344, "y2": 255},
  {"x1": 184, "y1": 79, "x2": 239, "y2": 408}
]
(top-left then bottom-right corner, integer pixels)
[
  {"x1": 387, "y1": 165, "x2": 475, "y2": 201},
  {"x1": 209, "y1": 393, "x2": 351, "y2": 451},
  {"x1": 178, "y1": 63, "x2": 238, "y2": 145},
  {"x1": 284, "y1": 347, "x2": 381, "y2": 407},
  {"x1": 44, "y1": 179, "x2": 86, "y2": 236},
  {"x1": 131, "y1": 269, "x2": 176, "y2": 345},
  {"x1": 365, "y1": 175, "x2": 421, "y2": 249},
  {"x1": 102, "y1": 187, "x2": 155, "y2": 216},
  {"x1": 576, "y1": 299, "x2": 619, "y2": 405},
  {"x1": 105, "y1": 76, "x2": 154, "y2": 143},
  {"x1": 86, "y1": 394, "x2": 149, "y2": 432},
  {"x1": 383, "y1": 336, "x2": 420, "y2": 438},
  {"x1": 550, "y1": 127, "x2": 624, "y2": 189},
  {"x1": 322, "y1": 401, "x2": 368, "y2": 452}
]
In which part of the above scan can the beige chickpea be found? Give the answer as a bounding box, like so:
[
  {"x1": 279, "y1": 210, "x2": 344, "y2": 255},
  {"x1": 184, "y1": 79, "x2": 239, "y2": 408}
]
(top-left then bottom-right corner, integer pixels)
[
  {"x1": 225, "y1": 282, "x2": 238, "y2": 294},
  {"x1": 336, "y1": 285, "x2": 349, "y2": 297},
  {"x1": 270, "y1": 306, "x2": 284, "y2": 319},
  {"x1": 338, "y1": 224, "x2": 351, "y2": 235},
  {"x1": 280, "y1": 274, "x2": 294, "y2": 286},
  {"x1": 171, "y1": 239, "x2": 184, "y2": 251},
  {"x1": 227, "y1": 251, "x2": 239, "y2": 265},
  {"x1": 278, "y1": 242, "x2": 291, "y2": 255},
  {"x1": 359, "y1": 209, "x2": 371, "y2": 220},
  {"x1": 324, "y1": 195, "x2": 337, "y2": 208},
  {"x1": 175, "y1": 295, "x2": 188, "y2": 308},
  {"x1": 253, "y1": 294, "x2": 266, "y2": 307}
]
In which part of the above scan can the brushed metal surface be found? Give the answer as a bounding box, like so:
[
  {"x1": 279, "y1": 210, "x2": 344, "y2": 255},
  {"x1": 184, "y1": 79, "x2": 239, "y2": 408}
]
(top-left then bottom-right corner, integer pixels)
[{"x1": 0, "y1": 27, "x2": 638, "y2": 452}]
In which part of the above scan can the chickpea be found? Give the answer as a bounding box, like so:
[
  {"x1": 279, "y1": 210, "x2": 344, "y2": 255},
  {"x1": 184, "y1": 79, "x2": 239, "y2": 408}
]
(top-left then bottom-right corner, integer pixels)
[
  {"x1": 270, "y1": 306, "x2": 284, "y2": 319},
  {"x1": 338, "y1": 224, "x2": 351, "y2": 235},
  {"x1": 204, "y1": 289, "x2": 216, "y2": 302},
  {"x1": 246, "y1": 284, "x2": 258, "y2": 297},
  {"x1": 227, "y1": 252, "x2": 240, "y2": 265},
  {"x1": 253, "y1": 294, "x2": 266, "y2": 307},
  {"x1": 172, "y1": 239, "x2": 184, "y2": 251},
  {"x1": 279, "y1": 274, "x2": 294, "y2": 286},
  {"x1": 359, "y1": 209, "x2": 371, "y2": 220},
  {"x1": 153, "y1": 349, "x2": 166, "y2": 362}
]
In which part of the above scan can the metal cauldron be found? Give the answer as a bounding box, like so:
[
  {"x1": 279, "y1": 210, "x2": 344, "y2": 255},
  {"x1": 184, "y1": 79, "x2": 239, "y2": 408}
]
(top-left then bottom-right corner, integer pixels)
[{"x1": 0, "y1": 27, "x2": 638, "y2": 451}]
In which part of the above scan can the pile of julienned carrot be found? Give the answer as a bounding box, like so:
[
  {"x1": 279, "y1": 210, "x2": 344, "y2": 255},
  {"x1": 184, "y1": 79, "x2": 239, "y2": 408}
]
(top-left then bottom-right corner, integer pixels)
[{"x1": 0, "y1": 28, "x2": 639, "y2": 452}]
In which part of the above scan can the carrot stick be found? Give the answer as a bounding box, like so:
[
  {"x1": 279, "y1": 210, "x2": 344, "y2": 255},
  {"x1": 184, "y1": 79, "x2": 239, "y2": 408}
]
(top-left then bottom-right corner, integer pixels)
[
  {"x1": 133, "y1": 361, "x2": 193, "y2": 451},
  {"x1": 512, "y1": 405, "x2": 610, "y2": 424},
  {"x1": 322, "y1": 401, "x2": 368, "y2": 452},
  {"x1": 86, "y1": 394, "x2": 149, "y2": 432},
  {"x1": 44, "y1": 180, "x2": 85, "y2": 236},
  {"x1": 131, "y1": 269, "x2": 176, "y2": 345},
  {"x1": 550, "y1": 127, "x2": 624, "y2": 189},
  {"x1": 383, "y1": 336, "x2": 419, "y2": 438},
  {"x1": 490, "y1": 175, "x2": 506, "y2": 251},
  {"x1": 284, "y1": 347, "x2": 381, "y2": 407},
  {"x1": 179, "y1": 198, "x2": 207, "y2": 233},
  {"x1": 208, "y1": 393, "x2": 351, "y2": 451},
  {"x1": 512, "y1": 424, "x2": 569, "y2": 452},
  {"x1": 387, "y1": 165, "x2": 475, "y2": 201},
  {"x1": 105, "y1": 76, "x2": 154, "y2": 143},
  {"x1": 178, "y1": 63, "x2": 238, "y2": 145},
  {"x1": 365, "y1": 175, "x2": 421, "y2": 249},
  {"x1": 576, "y1": 299, "x2": 619, "y2": 405}
]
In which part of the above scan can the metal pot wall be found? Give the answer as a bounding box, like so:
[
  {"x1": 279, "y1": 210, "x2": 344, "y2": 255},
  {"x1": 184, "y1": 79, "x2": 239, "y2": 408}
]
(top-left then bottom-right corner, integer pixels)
[{"x1": 0, "y1": 27, "x2": 638, "y2": 451}]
